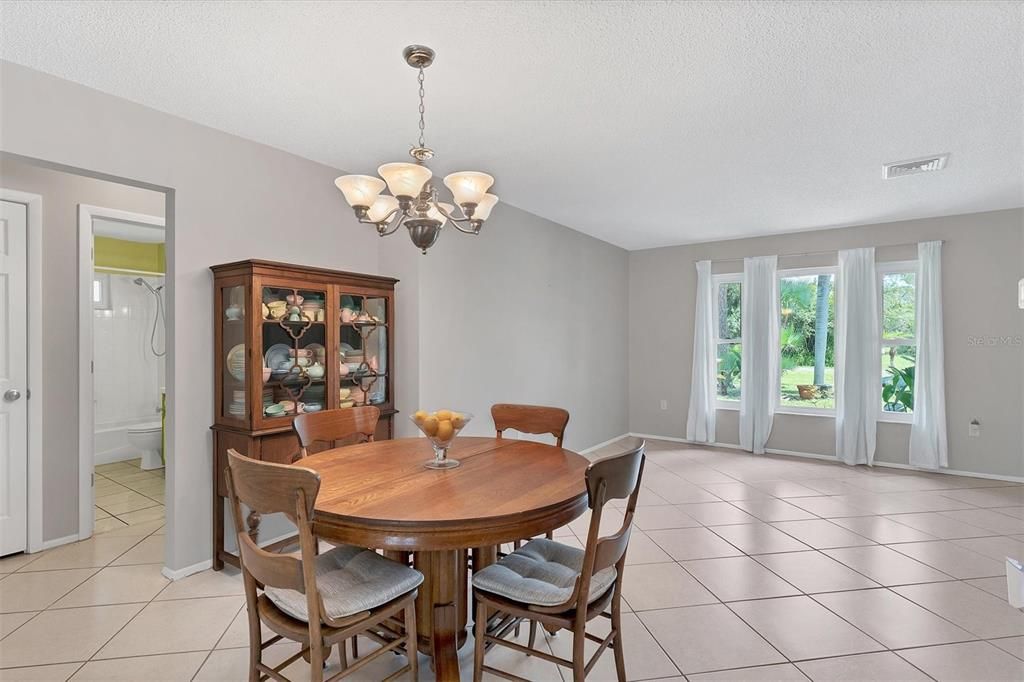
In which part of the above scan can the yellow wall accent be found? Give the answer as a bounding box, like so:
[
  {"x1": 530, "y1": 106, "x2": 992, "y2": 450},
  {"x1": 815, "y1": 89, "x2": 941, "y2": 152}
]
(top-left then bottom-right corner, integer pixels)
[{"x1": 94, "y1": 237, "x2": 165, "y2": 274}]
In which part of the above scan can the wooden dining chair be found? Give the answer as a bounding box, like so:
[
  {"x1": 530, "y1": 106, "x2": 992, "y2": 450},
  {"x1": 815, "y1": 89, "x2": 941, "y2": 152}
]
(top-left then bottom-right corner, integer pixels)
[
  {"x1": 293, "y1": 406, "x2": 380, "y2": 460},
  {"x1": 492, "y1": 403, "x2": 570, "y2": 448},
  {"x1": 492, "y1": 403, "x2": 569, "y2": 540},
  {"x1": 224, "y1": 449, "x2": 421, "y2": 682},
  {"x1": 471, "y1": 440, "x2": 646, "y2": 682}
]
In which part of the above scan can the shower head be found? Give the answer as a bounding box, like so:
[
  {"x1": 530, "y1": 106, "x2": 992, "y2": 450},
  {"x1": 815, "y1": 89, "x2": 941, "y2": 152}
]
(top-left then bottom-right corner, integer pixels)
[{"x1": 133, "y1": 277, "x2": 162, "y2": 294}]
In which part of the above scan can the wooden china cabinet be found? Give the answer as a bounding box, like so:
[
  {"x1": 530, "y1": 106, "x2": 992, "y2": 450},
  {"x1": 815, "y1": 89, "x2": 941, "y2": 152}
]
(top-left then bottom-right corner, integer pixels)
[{"x1": 210, "y1": 259, "x2": 397, "y2": 569}]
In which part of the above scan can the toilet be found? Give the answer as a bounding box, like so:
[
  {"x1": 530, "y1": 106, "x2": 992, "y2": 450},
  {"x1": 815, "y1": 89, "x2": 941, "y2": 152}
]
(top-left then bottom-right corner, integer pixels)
[{"x1": 126, "y1": 422, "x2": 164, "y2": 470}]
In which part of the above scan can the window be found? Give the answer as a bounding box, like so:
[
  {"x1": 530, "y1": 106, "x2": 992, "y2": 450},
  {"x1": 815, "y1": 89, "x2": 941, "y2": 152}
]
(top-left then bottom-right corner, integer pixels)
[
  {"x1": 714, "y1": 276, "x2": 742, "y2": 404},
  {"x1": 878, "y1": 263, "x2": 917, "y2": 418},
  {"x1": 92, "y1": 273, "x2": 111, "y2": 311},
  {"x1": 778, "y1": 269, "x2": 836, "y2": 411}
]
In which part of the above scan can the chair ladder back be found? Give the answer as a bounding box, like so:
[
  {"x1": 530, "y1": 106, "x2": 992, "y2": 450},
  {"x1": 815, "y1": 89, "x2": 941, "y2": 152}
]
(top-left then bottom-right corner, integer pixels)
[
  {"x1": 491, "y1": 403, "x2": 570, "y2": 446},
  {"x1": 585, "y1": 442, "x2": 645, "y2": 506},
  {"x1": 292, "y1": 406, "x2": 380, "y2": 458},
  {"x1": 225, "y1": 457, "x2": 307, "y2": 593},
  {"x1": 579, "y1": 442, "x2": 646, "y2": 585}
]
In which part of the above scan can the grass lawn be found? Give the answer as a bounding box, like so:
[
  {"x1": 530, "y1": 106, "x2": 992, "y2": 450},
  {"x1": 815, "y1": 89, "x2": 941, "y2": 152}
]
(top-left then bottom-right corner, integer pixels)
[
  {"x1": 780, "y1": 365, "x2": 835, "y2": 408},
  {"x1": 781, "y1": 352, "x2": 915, "y2": 410}
]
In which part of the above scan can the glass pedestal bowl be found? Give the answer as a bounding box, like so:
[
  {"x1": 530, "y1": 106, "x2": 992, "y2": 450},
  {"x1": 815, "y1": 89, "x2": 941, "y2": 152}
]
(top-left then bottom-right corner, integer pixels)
[{"x1": 410, "y1": 410, "x2": 473, "y2": 469}]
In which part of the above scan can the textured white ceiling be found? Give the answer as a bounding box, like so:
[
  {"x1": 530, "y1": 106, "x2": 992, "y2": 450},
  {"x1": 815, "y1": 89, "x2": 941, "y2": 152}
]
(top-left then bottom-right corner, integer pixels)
[{"x1": 1, "y1": 1, "x2": 1021, "y2": 249}]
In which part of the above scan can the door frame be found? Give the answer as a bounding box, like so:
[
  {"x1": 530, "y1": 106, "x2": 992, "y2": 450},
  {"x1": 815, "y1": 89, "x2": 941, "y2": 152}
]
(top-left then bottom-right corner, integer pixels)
[
  {"x1": 0, "y1": 189, "x2": 44, "y2": 553},
  {"x1": 78, "y1": 204, "x2": 166, "y2": 540}
]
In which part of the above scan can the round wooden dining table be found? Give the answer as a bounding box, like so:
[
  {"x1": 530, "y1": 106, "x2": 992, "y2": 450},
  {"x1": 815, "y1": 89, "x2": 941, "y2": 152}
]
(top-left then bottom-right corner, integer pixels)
[{"x1": 297, "y1": 436, "x2": 590, "y2": 681}]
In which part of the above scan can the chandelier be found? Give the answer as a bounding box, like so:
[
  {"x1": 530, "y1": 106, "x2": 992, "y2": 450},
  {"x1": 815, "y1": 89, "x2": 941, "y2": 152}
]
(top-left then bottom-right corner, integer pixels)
[{"x1": 335, "y1": 45, "x2": 499, "y2": 254}]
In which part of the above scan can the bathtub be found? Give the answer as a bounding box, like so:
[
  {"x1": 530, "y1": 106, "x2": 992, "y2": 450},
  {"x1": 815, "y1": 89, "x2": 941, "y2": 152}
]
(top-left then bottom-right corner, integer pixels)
[{"x1": 94, "y1": 418, "x2": 159, "y2": 465}]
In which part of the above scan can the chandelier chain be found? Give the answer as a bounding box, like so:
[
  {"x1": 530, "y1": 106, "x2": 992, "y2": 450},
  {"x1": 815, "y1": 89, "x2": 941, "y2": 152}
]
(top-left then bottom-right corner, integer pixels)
[{"x1": 417, "y1": 66, "x2": 426, "y2": 149}]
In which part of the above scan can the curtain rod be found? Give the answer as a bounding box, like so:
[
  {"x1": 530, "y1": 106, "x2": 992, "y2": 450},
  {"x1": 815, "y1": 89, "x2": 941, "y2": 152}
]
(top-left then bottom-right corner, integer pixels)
[{"x1": 707, "y1": 240, "x2": 943, "y2": 264}]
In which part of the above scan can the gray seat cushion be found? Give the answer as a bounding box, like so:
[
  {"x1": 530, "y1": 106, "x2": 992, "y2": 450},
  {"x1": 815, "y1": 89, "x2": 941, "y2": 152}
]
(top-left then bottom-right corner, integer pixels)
[
  {"x1": 265, "y1": 545, "x2": 423, "y2": 622},
  {"x1": 472, "y1": 538, "x2": 617, "y2": 607}
]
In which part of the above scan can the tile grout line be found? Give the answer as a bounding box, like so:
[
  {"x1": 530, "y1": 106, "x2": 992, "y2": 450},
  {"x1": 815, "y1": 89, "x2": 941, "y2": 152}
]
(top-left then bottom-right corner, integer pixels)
[
  {"x1": 620, "y1": 438, "x2": 1020, "y2": 678},
  {"x1": 0, "y1": 522, "x2": 167, "y2": 678},
  {"x1": 189, "y1": 601, "x2": 248, "y2": 681},
  {"x1": 566, "y1": 526, "x2": 685, "y2": 681}
]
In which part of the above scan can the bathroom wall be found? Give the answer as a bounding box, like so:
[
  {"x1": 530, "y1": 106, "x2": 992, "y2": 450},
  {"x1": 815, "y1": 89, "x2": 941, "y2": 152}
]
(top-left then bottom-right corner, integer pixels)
[{"x1": 93, "y1": 273, "x2": 166, "y2": 462}]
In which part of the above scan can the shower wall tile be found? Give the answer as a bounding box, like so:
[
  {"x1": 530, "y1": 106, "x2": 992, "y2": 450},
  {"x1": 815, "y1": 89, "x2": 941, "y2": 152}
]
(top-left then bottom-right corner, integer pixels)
[{"x1": 94, "y1": 275, "x2": 165, "y2": 428}]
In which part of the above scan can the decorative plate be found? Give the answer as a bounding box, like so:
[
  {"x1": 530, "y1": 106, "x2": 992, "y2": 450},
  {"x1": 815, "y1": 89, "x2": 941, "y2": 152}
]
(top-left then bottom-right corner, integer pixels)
[
  {"x1": 226, "y1": 344, "x2": 246, "y2": 381},
  {"x1": 264, "y1": 343, "x2": 292, "y2": 372}
]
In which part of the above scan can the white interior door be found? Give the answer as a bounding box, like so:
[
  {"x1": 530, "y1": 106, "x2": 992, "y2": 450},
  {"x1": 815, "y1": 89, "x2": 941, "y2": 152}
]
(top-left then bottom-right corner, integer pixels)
[{"x1": 0, "y1": 200, "x2": 28, "y2": 556}]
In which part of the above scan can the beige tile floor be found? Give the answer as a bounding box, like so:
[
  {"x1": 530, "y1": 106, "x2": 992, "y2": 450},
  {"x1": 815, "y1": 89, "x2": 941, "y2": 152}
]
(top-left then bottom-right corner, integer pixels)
[
  {"x1": 1, "y1": 439, "x2": 1023, "y2": 680},
  {"x1": 93, "y1": 460, "x2": 166, "y2": 532}
]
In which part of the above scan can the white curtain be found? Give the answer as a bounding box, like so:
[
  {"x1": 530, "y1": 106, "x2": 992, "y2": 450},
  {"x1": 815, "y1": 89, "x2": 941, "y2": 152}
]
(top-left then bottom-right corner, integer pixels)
[
  {"x1": 739, "y1": 256, "x2": 778, "y2": 454},
  {"x1": 910, "y1": 241, "x2": 948, "y2": 469},
  {"x1": 835, "y1": 247, "x2": 879, "y2": 465},
  {"x1": 686, "y1": 260, "x2": 716, "y2": 443}
]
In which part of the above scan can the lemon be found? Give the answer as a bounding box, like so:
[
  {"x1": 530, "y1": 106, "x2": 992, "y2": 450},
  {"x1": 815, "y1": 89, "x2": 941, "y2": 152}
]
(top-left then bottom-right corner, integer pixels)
[
  {"x1": 413, "y1": 410, "x2": 428, "y2": 425},
  {"x1": 435, "y1": 409, "x2": 453, "y2": 422},
  {"x1": 451, "y1": 413, "x2": 466, "y2": 429},
  {"x1": 422, "y1": 415, "x2": 439, "y2": 437},
  {"x1": 436, "y1": 419, "x2": 455, "y2": 442}
]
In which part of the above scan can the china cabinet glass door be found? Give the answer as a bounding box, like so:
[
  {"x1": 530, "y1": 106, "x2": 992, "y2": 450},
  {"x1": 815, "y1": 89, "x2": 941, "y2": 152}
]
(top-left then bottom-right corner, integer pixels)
[
  {"x1": 260, "y1": 283, "x2": 329, "y2": 423},
  {"x1": 338, "y1": 292, "x2": 389, "y2": 410},
  {"x1": 221, "y1": 283, "x2": 248, "y2": 423}
]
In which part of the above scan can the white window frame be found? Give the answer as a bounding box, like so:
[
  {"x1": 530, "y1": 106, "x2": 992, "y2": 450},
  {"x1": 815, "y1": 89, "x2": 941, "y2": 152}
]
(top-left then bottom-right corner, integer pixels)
[
  {"x1": 713, "y1": 273, "x2": 742, "y2": 410},
  {"x1": 92, "y1": 272, "x2": 112, "y2": 310},
  {"x1": 775, "y1": 266, "x2": 838, "y2": 416},
  {"x1": 876, "y1": 260, "x2": 917, "y2": 423}
]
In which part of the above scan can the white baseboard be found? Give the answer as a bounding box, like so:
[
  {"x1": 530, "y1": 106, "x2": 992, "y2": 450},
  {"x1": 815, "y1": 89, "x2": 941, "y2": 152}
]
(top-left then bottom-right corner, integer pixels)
[
  {"x1": 162, "y1": 558, "x2": 212, "y2": 581},
  {"x1": 35, "y1": 533, "x2": 80, "y2": 552},
  {"x1": 871, "y1": 460, "x2": 1024, "y2": 484},
  {"x1": 579, "y1": 433, "x2": 632, "y2": 455},
  {"x1": 628, "y1": 432, "x2": 1024, "y2": 483},
  {"x1": 630, "y1": 432, "x2": 689, "y2": 444}
]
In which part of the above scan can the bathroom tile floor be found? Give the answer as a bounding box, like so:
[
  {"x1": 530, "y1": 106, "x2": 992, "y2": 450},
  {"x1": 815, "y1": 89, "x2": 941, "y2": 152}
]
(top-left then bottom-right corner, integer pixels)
[
  {"x1": 93, "y1": 460, "x2": 165, "y2": 532},
  {"x1": 2, "y1": 439, "x2": 1022, "y2": 680}
]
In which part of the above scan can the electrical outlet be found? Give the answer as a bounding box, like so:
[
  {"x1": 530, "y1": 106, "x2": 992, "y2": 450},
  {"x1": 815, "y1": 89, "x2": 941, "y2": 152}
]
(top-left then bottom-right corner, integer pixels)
[
  {"x1": 660, "y1": 400, "x2": 668, "y2": 411},
  {"x1": 969, "y1": 419, "x2": 981, "y2": 438}
]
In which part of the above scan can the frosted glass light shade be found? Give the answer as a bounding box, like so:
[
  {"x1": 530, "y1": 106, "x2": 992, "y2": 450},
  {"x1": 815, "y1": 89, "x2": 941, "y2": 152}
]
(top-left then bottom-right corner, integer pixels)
[
  {"x1": 334, "y1": 175, "x2": 386, "y2": 208},
  {"x1": 472, "y1": 194, "x2": 499, "y2": 221},
  {"x1": 378, "y1": 163, "x2": 432, "y2": 198},
  {"x1": 443, "y1": 172, "x2": 494, "y2": 206},
  {"x1": 425, "y1": 202, "x2": 454, "y2": 225},
  {"x1": 366, "y1": 195, "x2": 399, "y2": 223}
]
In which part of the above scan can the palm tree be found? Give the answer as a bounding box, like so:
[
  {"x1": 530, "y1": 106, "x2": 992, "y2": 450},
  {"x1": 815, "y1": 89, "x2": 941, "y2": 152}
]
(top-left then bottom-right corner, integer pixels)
[{"x1": 813, "y1": 275, "x2": 831, "y2": 385}]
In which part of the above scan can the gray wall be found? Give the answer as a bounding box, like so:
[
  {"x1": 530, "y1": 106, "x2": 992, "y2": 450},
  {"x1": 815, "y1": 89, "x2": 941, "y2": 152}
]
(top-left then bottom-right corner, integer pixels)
[
  {"x1": 0, "y1": 159, "x2": 165, "y2": 540},
  {"x1": 0, "y1": 60, "x2": 382, "y2": 567},
  {"x1": 629, "y1": 209, "x2": 1024, "y2": 478},
  {"x1": 380, "y1": 202, "x2": 630, "y2": 451}
]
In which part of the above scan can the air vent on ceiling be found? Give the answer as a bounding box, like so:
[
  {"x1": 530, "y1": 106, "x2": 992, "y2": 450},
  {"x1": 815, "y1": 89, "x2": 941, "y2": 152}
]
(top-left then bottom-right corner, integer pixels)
[{"x1": 883, "y1": 154, "x2": 949, "y2": 179}]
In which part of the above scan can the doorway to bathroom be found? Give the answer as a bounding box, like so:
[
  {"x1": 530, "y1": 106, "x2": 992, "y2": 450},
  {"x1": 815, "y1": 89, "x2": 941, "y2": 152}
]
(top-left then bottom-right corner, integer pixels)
[{"x1": 80, "y1": 204, "x2": 167, "y2": 537}]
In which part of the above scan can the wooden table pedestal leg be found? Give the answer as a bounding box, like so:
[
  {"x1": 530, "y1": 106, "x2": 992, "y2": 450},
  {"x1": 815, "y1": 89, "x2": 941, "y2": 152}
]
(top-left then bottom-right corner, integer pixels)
[{"x1": 413, "y1": 549, "x2": 468, "y2": 682}]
